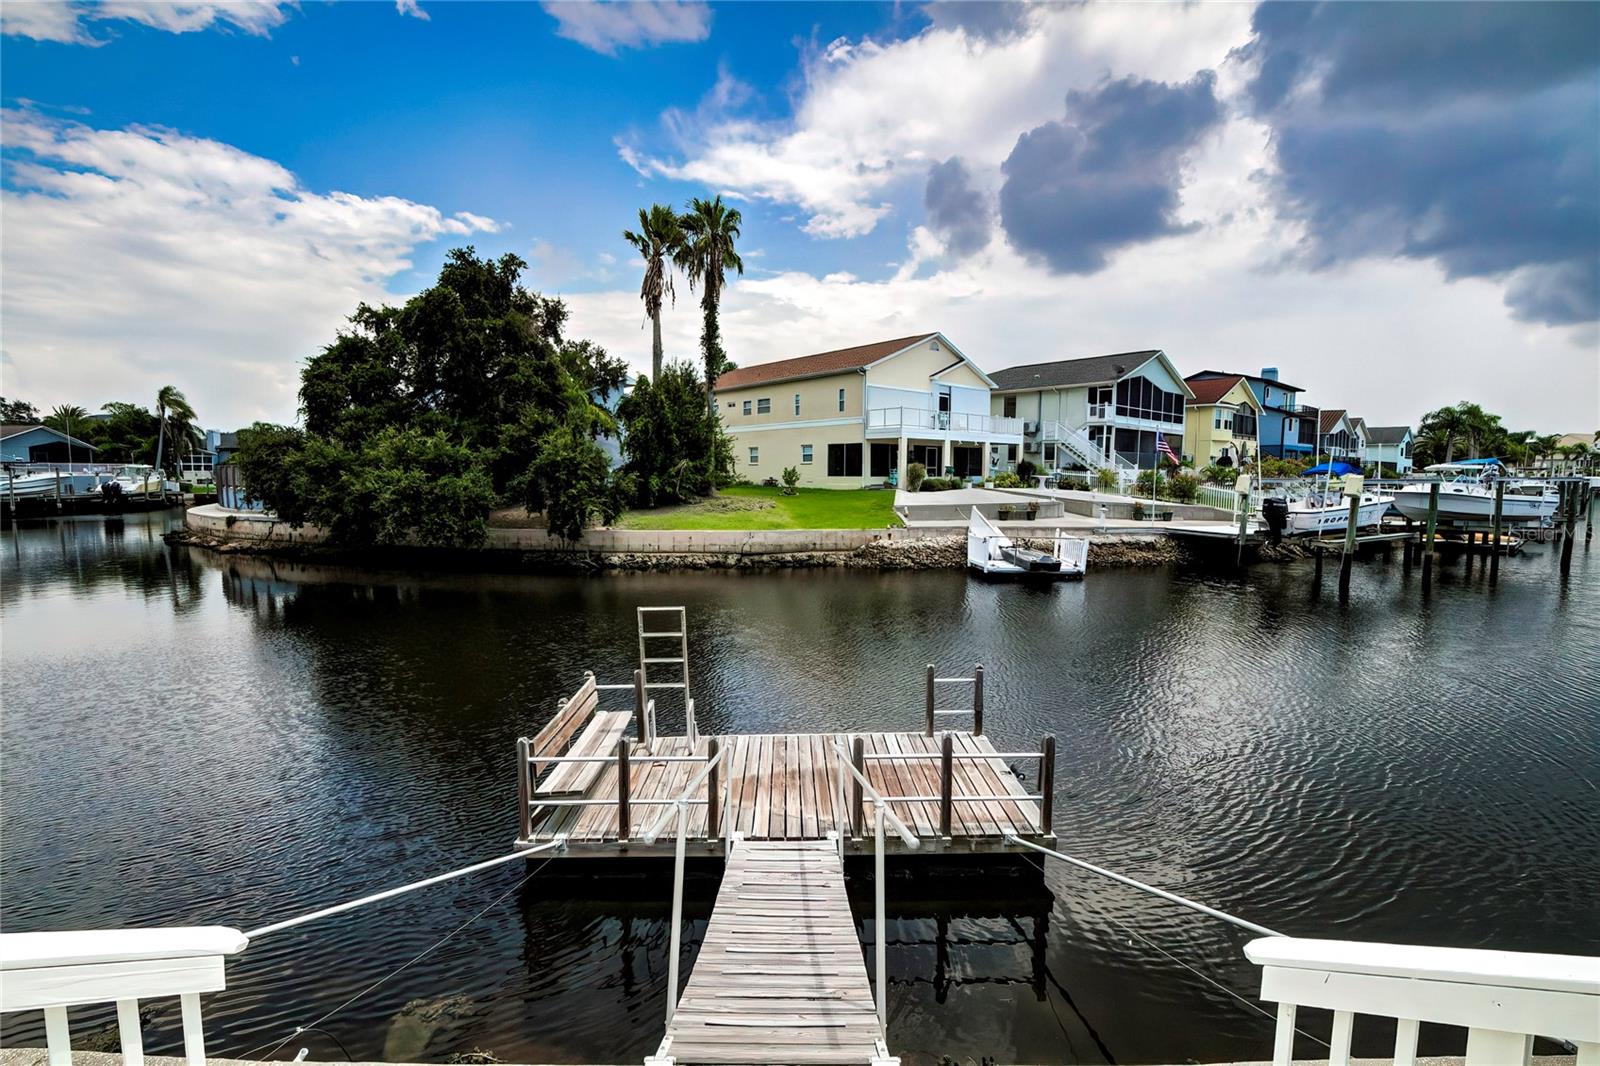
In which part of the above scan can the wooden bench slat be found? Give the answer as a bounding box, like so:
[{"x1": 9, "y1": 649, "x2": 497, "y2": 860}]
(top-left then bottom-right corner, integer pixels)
[{"x1": 530, "y1": 677, "x2": 599, "y2": 773}]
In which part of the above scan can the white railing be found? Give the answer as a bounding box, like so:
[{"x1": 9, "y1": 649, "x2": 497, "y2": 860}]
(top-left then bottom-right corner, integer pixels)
[
  {"x1": 832, "y1": 740, "x2": 919, "y2": 1037},
  {"x1": 866, "y1": 407, "x2": 1023, "y2": 436},
  {"x1": 1040, "y1": 421, "x2": 1137, "y2": 478},
  {"x1": 1245, "y1": 937, "x2": 1600, "y2": 1066},
  {"x1": 0, "y1": 927, "x2": 248, "y2": 1066},
  {"x1": 640, "y1": 742, "x2": 727, "y2": 1027}
]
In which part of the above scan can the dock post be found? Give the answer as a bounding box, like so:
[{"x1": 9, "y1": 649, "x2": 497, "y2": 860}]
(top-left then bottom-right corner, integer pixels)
[
  {"x1": 939, "y1": 734, "x2": 953, "y2": 839},
  {"x1": 1039, "y1": 735, "x2": 1056, "y2": 836},
  {"x1": 1587, "y1": 481, "x2": 1594, "y2": 543},
  {"x1": 925, "y1": 663, "x2": 935, "y2": 737},
  {"x1": 516, "y1": 737, "x2": 533, "y2": 842},
  {"x1": 1312, "y1": 547, "x2": 1323, "y2": 589},
  {"x1": 633, "y1": 669, "x2": 646, "y2": 742},
  {"x1": 1561, "y1": 481, "x2": 1577, "y2": 574},
  {"x1": 1422, "y1": 482, "x2": 1439, "y2": 589},
  {"x1": 1338, "y1": 495, "x2": 1360, "y2": 598},
  {"x1": 706, "y1": 737, "x2": 720, "y2": 841},
  {"x1": 972, "y1": 664, "x2": 984, "y2": 736},
  {"x1": 850, "y1": 737, "x2": 865, "y2": 839},
  {"x1": 616, "y1": 738, "x2": 631, "y2": 841},
  {"x1": 1490, "y1": 481, "x2": 1504, "y2": 584}
]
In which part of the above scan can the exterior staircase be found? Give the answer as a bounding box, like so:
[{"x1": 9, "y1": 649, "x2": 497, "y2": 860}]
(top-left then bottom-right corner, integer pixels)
[{"x1": 1039, "y1": 421, "x2": 1138, "y2": 482}]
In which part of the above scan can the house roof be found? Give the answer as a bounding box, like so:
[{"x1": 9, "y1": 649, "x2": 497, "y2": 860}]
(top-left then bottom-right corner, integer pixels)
[
  {"x1": 990, "y1": 350, "x2": 1164, "y2": 391},
  {"x1": 1318, "y1": 408, "x2": 1347, "y2": 436},
  {"x1": 1183, "y1": 374, "x2": 1251, "y2": 406},
  {"x1": 714, "y1": 333, "x2": 939, "y2": 390},
  {"x1": 0, "y1": 423, "x2": 97, "y2": 450},
  {"x1": 1189, "y1": 368, "x2": 1305, "y2": 393},
  {"x1": 1365, "y1": 425, "x2": 1412, "y2": 445},
  {"x1": 1349, "y1": 416, "x2": 1367, "y2": 433}
]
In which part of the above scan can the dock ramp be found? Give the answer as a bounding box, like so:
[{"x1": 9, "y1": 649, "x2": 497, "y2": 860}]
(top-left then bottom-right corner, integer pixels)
[{"x1": 655, "y1": 838, "x2": 890, "y2": 1065}]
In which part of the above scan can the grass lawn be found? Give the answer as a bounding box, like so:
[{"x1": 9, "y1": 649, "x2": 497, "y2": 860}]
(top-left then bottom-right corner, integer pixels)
[{"x1": 613, "y1": 484, "x2": 900, "y2": 531}]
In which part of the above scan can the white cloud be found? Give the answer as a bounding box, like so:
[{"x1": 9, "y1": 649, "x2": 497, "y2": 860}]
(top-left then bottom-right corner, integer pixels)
[
  {"x1": 624, "y1": 3, "x2": 1252, "y2": 237},
  {"x1": 1, "y1": 1, "x2": 297, "y2": 44},
  {"x1": 0, "y1": 111, "x2": 498, "y2": 428},
  {"x1": 395, "y1": 0, "x2": 429, "y2": 20},
  {"x1": 541, "y1": 0, "x2": 710, "y2": 56}
]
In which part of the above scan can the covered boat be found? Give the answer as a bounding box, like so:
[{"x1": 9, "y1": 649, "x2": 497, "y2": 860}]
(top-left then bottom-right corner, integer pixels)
[
  {"x1": 967, "y1": 509, "x2": 1087, "y2": 580},
  {"x1": 1391, "y1": 462, "x2": 1558, "y2": 523},
  {"x1": 1262, "y1": 465, "x2": 1394, "y2": 536}
]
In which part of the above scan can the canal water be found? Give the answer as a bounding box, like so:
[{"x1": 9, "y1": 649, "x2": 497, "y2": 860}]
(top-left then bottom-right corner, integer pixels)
[{"x1": 3, "y1": 512, "x2": 1597, "y2": 1065}]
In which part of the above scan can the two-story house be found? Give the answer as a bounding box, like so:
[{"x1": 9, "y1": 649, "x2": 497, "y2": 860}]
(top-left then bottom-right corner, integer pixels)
[
  {"x1": 988, "y1": 350, "x2": 1192, "y2": 476},
  {"x1": 1364, "y1": 426, "x2": 1414, "y2": 474},
  {"x1": 1188, "y1": 367, "x2": 1310, "y2": 459},
  {"x1": 714, "y1": 332, "x2": 1022, "y2": 488},
  {"x1": 1317, "y1": 409, "x2": 1360, "y2": 463},
  {"x1": 1182, "y1": 374, "x2": 1262, "y2": 466}
]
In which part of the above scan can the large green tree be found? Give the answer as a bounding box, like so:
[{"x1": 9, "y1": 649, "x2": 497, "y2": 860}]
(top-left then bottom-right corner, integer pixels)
[
  {"x1": 678, "y1": 195, "x2": 744, "y2": 417},
  {"x1": 237, "y1": 247, "x2": 629, "y2": 546},
  {"x1": 616, "y1": 361, "x2": 730, "y2": 506},
  {"x1": 0, "y1": 398, "x2": 40, "y2": 424},
  {"x1": 623, "y1": 204, "x2": 684, "y2": 382}
]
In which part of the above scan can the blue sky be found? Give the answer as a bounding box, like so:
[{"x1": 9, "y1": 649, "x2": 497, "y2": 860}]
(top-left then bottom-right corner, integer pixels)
[{"x1": 3, "y1": 1, "x2": 1596, "y2": 431}]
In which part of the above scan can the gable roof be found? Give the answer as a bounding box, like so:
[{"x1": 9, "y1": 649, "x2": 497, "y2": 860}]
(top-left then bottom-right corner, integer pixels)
[
  {"x1": 715, "y1": 333, "x2": 939, "y2": 390},
  {"x1": 1189, "y1": 369, "x2": 1305, "y2": 393},
  {"x1": 990, "y1": 350, "x2": 1165, "y2": 391},
  {"x1": 1365, "y1": 425, "x2": 1412, "y2": 445},
  {"x1": 1183, "y1": 374, "x2": 1252, "y2": 406},
  {"x1": 1, "y1": 424, "x2": 97, "y2": 450},
  {"x1": 1318, "y1": 408, "x2": 1348, "y2": 436}
]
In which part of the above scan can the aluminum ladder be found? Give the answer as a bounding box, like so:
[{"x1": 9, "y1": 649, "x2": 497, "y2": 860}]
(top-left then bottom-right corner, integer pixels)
[{"x1": 637, "y1": 606, "x2": 695, "y2": 742}]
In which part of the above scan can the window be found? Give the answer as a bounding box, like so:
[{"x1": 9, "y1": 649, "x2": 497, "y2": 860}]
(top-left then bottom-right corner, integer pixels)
[
  {"x1": 1234, "y1": 410, "x2": 1257, "y2": 438},
  {"x1": 801, "y1": 444, "x2": 813, "y2": 464},
  {"x1": 757, "y1": 397, "x2": 771, "y2": 414},
  {"x1": 1007, "y1": 444, "x2": 1018, "y2": 462},
  {"x1": 838, "y1": 388, "x2": 846, "y2": 412},
  {"x1": 794, "y1": 394, "x2": 801, "y2": 416},
  {"x1": 1114, "y1": 375, "x2": 1185, "y2": 424},
  {"x1": 748, "y1": 446, "x2": 759, "y2": 465},
  {"x1": 869, "y1": 442, "x2": 897, "y2": 478},
  {"x1": 742, "y1": 400, "x2": 751, "y2": 415},
  {"x1": 1002, "y1": 395, "x2": 1017, "y2": 418},
  {"x1": 827, "y1": 443, "x2": 862, "y2": 477},
  {"x1": 1214, "y1": 410, "x2": 1224, "y2": 429},
  {"x1": 1043, "y1": 443, "x2": 1057, "y2": 466}
]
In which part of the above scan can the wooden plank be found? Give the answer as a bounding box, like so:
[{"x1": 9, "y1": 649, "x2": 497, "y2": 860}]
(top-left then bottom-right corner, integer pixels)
[
  {"x1": 536, "y1": 711, "x2": 629, "y2": 797},
  {"x1": 971, "y1": 732, "x2": 1039, "y2": 831},
  {"x1": 529, "y1": 676, "x2": 598, "y2": 771},
  {"x1": 797, "y1": 730, "x2": 818, "y2": 841}
]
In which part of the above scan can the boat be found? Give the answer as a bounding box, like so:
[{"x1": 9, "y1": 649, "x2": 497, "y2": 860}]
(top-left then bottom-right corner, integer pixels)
[
  {"x1": 1, "y1": 467, "x2": 102, "y2": 499},
  {"x1": 1261, "y1": 463, "x2": 1394, "y2": 536},
  {"x1": 966, "y1": 509, "x2": 1087, "y2": 579},
  {"x1": 1391, "y1": 461, "x2": 1558, "y2": 523}
]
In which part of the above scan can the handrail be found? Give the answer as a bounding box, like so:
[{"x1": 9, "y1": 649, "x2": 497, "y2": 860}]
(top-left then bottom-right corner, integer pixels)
[
  {"x1": 831, "y1": 740, "x2": 918, "y2": 847},
  {"x1": 1003, "y1": 835, "x2": 1283, "y2": 938},
  {"x1": 642, "y1": 741, "x2": 726, "y2": 1028}
]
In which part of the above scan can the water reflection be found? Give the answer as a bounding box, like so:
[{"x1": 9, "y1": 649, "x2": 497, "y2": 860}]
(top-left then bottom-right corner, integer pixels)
[{"x1": 3, "y1": 513, "x2": 1598, "y2": 1065}]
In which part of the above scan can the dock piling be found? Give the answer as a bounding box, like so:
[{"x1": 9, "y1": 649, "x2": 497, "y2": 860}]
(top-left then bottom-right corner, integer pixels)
[
  {"x1": 634, "y1": 669, "x2": 647, "y2": 743},
  {"x1": 1338, "y1": 494, "x2": 1360, "y2": 598},
  {"x1": 1422, "y1": 482, "x2": 1440, "y2": 589},
  {"x1": 924, "y1": 663, "x2": 935, "y2": 736},
  {"x1": 616, "y1": 738, "x2": 631, "y2": 841},
  {"x1": 939, "y1": 734, "x2": 954, "y2": 838},
  {"x1": 516, "y1": 737, "x2": 533, "y2": 842},
  {"x1": 973, "y1": 664, "x2": 984, "y2": 736},
  {"x1": 1561, "y1": 481, "x2": 1577, "y2": 574},
  {"x1": 706, "y1": 737, "x2": 720, "y2": 841},
  {"x1": 1039, "y1": 735, "x2": 1056, "y2": 835},
  {"x1": 1490, "y1": 482, "x2": 1504, "y2": 584},
  {"x1": 850, "y1": 737, "x2": 865, "y2": 838}
]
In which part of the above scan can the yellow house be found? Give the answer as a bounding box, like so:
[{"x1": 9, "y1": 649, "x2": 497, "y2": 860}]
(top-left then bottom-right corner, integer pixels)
[
  {"x1": 714, "y1": 333, "x2": 1023, "y2": 488},
  {"x1": 1182, "y1": 374, "x2": 1262, "y2": 465}
]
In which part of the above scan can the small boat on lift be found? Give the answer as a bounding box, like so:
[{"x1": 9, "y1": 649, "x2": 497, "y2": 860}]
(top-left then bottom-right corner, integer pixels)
[
  {"x1": 1391, "y1": 461, "x2": 1558, "y2": 523},
  {"x1": 967, "y1": 509, "x2": 1087, "y2": 580},
  {"x1": 1261, "y1": 463, "x2": 1393, "y2": 536}
]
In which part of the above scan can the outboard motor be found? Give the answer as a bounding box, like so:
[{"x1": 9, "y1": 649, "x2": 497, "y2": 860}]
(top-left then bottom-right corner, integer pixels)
[{"x1": 1261, "y1": 496, "x2": 1289, "y2": 542}]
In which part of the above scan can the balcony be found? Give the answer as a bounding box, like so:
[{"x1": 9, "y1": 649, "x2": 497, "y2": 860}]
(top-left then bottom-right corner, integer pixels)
[{"x1": 866, "y1": 408, "x2": 1023, "y2": 437}]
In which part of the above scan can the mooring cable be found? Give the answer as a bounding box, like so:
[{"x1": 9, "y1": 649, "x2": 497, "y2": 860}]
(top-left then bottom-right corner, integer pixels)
[{"x1": 227, "y1": 848, "x2": 561, "y2": 1062}]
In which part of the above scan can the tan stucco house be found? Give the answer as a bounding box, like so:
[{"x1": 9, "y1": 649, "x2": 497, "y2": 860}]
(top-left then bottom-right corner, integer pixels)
[{"x1": 714, "y1": 332, "x2": 1023, "y2": 488}]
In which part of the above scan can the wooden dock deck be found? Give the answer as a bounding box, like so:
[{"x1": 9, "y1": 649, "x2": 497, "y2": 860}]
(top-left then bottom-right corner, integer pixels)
[
  {"x1": 657, "y1": 839, "x2": 886, "y2": 1065},
  {"x1": 518, "y1": 728, "x2": 1049, "y2": 857}
]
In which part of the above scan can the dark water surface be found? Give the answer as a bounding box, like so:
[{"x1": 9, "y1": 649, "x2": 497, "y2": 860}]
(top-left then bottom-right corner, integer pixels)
[{"x1": 3, "y1": 513, "x2": 1597, "y2": 1065}]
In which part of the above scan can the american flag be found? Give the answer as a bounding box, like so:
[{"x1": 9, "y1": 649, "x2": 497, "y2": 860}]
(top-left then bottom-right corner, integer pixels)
[{"x1": 1156, "y1": 431, "x2": 1180, "y2": 467}]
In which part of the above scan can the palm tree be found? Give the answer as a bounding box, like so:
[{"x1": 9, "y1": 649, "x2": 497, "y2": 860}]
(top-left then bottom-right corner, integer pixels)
[
  {"x1": 677, "y1": 195, "x2": 744, "y2": 418},
  {"x1": 623, "y1": 204, "x2": 684, "y2": 382},
  {"x1": 1418, "y1": 404, "x2": 1471, "y2": 463},
  {"x1": 1530, "y1": 433, "x2": 1563, "y2": 472},
  {"x1": 153, "y1": 385, "x2": 199, "y2": 477},
  {"x1": 43, "y1": 404, "x2": 88, "y2": 433}
]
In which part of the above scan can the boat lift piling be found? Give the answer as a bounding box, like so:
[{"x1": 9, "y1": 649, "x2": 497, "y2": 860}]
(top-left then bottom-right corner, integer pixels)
[
  {"x1": 1338, "y1": 492, "x2": 1361, "y2": 599},
  {"x1": 1561, "y1": 480, "x2": 1578, "y2": 575},
  {"x1": 1489, "y1": 481, "x2": 1505, "y2": 584},
  {"x1": 1421, "y1": 482, "x2": 1440, "y2": 591}
]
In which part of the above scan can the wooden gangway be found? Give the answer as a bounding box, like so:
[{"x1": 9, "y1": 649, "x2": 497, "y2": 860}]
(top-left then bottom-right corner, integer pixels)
[{"x1": 656, "y1": 838, "x2": 886, "y2": 1065}]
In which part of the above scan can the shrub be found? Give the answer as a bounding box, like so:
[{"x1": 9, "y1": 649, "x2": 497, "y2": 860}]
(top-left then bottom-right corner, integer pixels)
[
  {"x1": 1016, "y1": 459, "x2": 1039, "y2": 481},
  {"x1": 1094, "y1": 467, "x2": 1120, "y2": 492},
  {"x1": 780, "y1": 466, "x2": 800, "y2": 495},
  {"x1": 1167, "y1": 471, "x2": 1201, "y2": 503},
  {"x1": 905, "y1": 461, "x2": 927, "y2": 492},
  {"x1": 920, "y1": 477, "x2": 960, "y2": 491},
  {"x1": 1200, "y1": 463, "x2": 1238, "y2": 485},
  {"x1": 992, "y1": 471, "x2": 1022, "y2": 488},
  {"x1": 1133, "y1": 470, "x2": 1166, "y2": 497}
]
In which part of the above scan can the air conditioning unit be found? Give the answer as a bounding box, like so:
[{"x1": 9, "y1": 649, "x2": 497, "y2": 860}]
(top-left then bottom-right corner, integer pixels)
[{"x1": 1023, "y1": 420, "x2": 1039, "y2": 435}]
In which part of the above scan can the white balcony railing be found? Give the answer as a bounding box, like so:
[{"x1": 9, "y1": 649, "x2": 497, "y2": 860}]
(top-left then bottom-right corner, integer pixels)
[
  {"x1": 0, "y1": 926, "x2": 250, "y2": 1066},
  {"x1": 1246, "y1": 936, "x2": 1600, "y2": 1066},
  {"x1": 866, "y1": 408, "x2": 1022, "y2": 436}
]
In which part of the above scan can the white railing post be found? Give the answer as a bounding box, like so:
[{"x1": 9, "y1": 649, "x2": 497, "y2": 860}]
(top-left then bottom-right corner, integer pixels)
[
  {"x1": 666, "y1": 799, "x2": 687, "y2": 1023},
  {"x1": 874, "y1": 800, "x2": 887, "y2": 1035},
  {"x1": 116, "y1": 1000, "x2": 145, "y2": 1066},
  {"x1": 43, "y1": 1006, "x2": 70, "y2": 1066},
  {"x1": 179, "y1": 992, "x2": 206, "y2": 1066},
  {"x1": 1270, "y1": 1001, "x2": 1296, "y2": 1066}
]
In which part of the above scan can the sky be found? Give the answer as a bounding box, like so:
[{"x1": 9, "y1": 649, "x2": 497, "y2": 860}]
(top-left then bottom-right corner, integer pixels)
[{"x1": 2, "y1": 0, "x2": 1597, "y2": 434}]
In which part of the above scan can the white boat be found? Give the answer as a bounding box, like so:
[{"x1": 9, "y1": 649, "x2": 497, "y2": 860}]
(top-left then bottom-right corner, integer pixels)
[
  {"x1": 2, "y1": 468, "x2": 102, "y2": 499},
  {"x1": 1391, "y1": 463, "x2": 1558, "y2": 523},
  {"x1": 1265, "y1": 485, "x2": 1394, "y2": 536},
  {"x1": 967, "y1": 509, "x2": 1087, "y2": 579}
]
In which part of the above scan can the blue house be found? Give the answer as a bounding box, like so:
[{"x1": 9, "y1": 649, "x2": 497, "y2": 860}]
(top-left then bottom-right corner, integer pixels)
[
  {"x1": 0, "y1": 424, "x2": 97, "y2": 464},
  {"x1": 1187, "y1": 367, "x2": 1311, "y2": 458}
]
